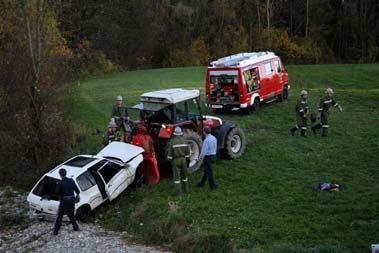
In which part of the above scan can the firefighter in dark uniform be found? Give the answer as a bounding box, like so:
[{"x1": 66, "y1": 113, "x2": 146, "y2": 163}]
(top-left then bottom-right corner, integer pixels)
[
  {"x1": 53, "y1": 168, "x2": 80, "y2": 235},
  {"x1": 290, "y1": 90, "x2": 309, "y2": 137},
  {"x1": 111, "y1": 95, "x2": 131, "y2": 133},
  {"x1": 167, "y1": 127, "x2": 191, "y2": 195},
  {"x1": 102, "y1": 119, "x2": 122, "y2": 146},
  {"x1": 312, "y1": 88, "x2": 342, "y2": 137}
]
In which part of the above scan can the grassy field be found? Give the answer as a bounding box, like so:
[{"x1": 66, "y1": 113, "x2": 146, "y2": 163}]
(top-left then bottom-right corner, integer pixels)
[{"x1": 65, "y1": 64, "x2": 379, "y2": 252}]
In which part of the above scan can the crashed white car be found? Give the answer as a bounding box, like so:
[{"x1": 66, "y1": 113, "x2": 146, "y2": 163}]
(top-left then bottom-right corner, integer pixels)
[{"x1": 27, "y1": 142, "x2": 144, "y2": 221}]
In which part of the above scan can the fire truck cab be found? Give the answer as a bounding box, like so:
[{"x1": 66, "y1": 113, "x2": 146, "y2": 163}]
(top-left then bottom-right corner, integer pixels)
[{"x1": 206, "y1": 52, "x2": 289, "y2": 112}]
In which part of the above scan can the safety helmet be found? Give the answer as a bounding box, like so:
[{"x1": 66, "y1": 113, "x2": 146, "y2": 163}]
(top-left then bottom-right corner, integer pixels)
[
  {"x1": 116, "y1": 95, "x2": 123, "y2": 101},
  {"x1": 173, "y1": 126, "x2": 183, "y2": 136},
  {"x1": 108, "y1": 120, "x2": 117, "y2": 128},
  {"x1": 300, "y1": 90, "x2": 308, "y2": 96},
  {"x1": 325, "y1": 88, "x2": 334, "y2": 95},
  {"x1": 136, "y1": 124, "x2": 148, "y2": 135}
]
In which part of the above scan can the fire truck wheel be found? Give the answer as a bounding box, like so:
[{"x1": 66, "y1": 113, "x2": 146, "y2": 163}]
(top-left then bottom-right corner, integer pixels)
[
  {"x1": 278, "y1": 86, "x2": 289, "y2": 102},
  {"x1": 224, "y1": 127, "x2": 246, "y2": 159},
  {"x1": 183, "y1": 130, "x2": 203, "y2": 173},
  {"x1": 252, "y1": 98, "x2": 260, "y2": 111}
]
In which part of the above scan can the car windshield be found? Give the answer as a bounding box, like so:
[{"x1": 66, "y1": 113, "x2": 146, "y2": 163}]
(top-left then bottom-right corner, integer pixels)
[{"x1": 32, "y1": 176, "x2": 60, "y2": 200}]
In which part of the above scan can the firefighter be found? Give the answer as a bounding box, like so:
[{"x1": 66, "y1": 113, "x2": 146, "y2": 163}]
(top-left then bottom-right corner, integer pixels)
[
  {"x1": 312, "y1": 88, "x2": 342, "y2": 137},
  {"x1": 103, "y1": 119, "x2": 121, "y2": 146},
  {"x1": 167, "y1": 127, "x2": 191, "y2": 195},
  {"x1": 290, "y1": 90, "x2": 309, "y2": 137},
  {"x1": 131, "y1": 125, "x2": 160, "y2": 184},
  {"x1": 111, "y1": 95, "x2": 131, "y2": 132}
]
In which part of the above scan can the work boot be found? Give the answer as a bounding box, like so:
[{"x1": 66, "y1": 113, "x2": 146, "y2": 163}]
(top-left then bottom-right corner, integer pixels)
[
  {"x1": 290, "y1": 127, "x2": 297, "y2": 136},
  {"x1": 174, "y1": 183, "x2": 182, "y2": 196},
  {"x1": 312, "y1": 124, "x2": 320, "y2": 135},
  {"x1": 322, "y1": 127, "x2": 328, "y2": 137},
  {"x1": 182, "y1": 180, "x2": 189, "y2": 194},
  {"x1": 301, "y1": 129, "x2": 307, "y2": 137}
]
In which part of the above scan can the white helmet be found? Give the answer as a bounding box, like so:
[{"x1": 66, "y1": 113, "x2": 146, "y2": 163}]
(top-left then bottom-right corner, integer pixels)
[
  {"x1": 300, "y1": 90, "x2": 308, "y2": 96},
  {"x1": 173, "y1": 126, "x2": 183, "y2": 136},
  {"x1": 108, "y1": 119, "x2": 117, "y2": 128},
  {"x1": 325, "y1": 88, "x2": 334, "y2": 95},
  {"x1": 116, "y1": 95, "x2": 123, "y2": 101}
]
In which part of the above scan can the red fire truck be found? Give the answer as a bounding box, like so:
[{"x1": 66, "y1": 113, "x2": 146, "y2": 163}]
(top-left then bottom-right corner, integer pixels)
[{"x1": 205, "y1": 52, "x2": 289, "y2": 112}]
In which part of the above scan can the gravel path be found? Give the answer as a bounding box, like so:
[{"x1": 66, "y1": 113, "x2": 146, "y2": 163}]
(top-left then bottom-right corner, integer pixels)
[{"x1": 0, "y1": 187, "x2": 171, "y2": 253}]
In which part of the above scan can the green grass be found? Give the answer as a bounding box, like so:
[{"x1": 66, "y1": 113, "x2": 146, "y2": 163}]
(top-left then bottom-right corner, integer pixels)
[{"x1": 65, "y1": 64, "x2": 379, "y2": 252}]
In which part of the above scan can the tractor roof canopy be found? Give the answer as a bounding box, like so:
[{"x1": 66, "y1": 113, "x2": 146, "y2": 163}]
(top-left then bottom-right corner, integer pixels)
[
  {"x1": 141, "y1": 89, "x2": 200, "y2": 104},
  {"x1": 131, "y1": 88, "x2": 200, "y2": 112}
]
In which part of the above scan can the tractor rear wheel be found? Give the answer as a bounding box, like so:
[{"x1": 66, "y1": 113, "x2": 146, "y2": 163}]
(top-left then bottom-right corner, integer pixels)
[
  {"x1": 224, "y1": 127, "x2": 246, "y2": 159},
  {"x1": 183, "y1": 129, "x2": 203, "y2": 173}
]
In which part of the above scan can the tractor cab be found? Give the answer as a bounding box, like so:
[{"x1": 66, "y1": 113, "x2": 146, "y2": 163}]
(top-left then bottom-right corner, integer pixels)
[{"x1": 131, "y1": 89, "x2": 205, "y2": 138}]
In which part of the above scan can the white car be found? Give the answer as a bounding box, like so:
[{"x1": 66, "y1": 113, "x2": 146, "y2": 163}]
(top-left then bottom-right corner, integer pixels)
[{"x1": 27, "y1": 142, "x2": 144, "y2": 221}]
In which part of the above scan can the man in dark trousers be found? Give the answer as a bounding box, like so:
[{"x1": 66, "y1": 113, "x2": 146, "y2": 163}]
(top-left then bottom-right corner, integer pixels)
[
  {"x1": 53, "y1": 168, "x2": 80, "y2": 235},
  {"x1": 197, "y1": 127, "x2": 218, "y2": 191}
]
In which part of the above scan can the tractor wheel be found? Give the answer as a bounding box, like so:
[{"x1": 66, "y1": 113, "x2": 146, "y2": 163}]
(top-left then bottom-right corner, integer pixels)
[
  {"x1": 76, "y1": 205, "x2": 91, "y2": 222},
  {"x1": 183, "y1": 129, "x2": 203, "y2": 173},
  {"x1": 224, "y1": 127, "x2": 246, "y2": 159}
]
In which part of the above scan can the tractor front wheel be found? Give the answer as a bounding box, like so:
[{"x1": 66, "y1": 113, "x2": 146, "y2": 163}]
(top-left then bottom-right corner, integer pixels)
[
  {"x1": 224, "y1": 127, "x2": 246, "y2": 159},
  {"x1": 183, "y1": 130, "x2": 203, "y2": 173}
]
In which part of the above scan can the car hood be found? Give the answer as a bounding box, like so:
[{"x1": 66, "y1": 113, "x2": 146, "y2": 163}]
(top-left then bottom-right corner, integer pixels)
[{"x1": 97, "y1": 142, "x2": 144, "y2": 163}]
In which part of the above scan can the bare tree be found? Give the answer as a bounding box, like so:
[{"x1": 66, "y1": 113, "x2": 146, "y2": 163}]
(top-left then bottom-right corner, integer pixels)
[{"x1": 305, "y1": 0, "x2": 309, "y2": 38}]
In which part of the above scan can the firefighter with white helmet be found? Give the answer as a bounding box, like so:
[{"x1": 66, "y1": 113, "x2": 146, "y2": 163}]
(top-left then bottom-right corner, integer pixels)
[
  {"x1": 167, "y1": 127, "x2": 191, "y2": 195},
  {"x1": 102, "y1": 119, "x2": 122, "y2": 146},
  {"x1": 312, "y1": 88, "x2": 343, "y2": 137},
  {"x1": 290, "y1": 90, "x2": 309, "y2": 137},
  {"x1": 111, "y1": 95, "x2": 130, "y2": 133}
]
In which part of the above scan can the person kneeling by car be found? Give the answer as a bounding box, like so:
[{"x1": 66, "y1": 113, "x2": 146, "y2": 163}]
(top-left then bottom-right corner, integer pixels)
[{"x1": 53, "y1": 168, "x2": 80, "y2": 235}]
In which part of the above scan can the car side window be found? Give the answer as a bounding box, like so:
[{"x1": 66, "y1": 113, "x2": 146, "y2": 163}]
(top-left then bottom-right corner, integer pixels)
[
  {"x1": 264, "y1": 63, "x2": 272, "y2": 76},
  {"x1": 98, "y1": 162, "x2": 123, "y2": 184},
  {"x1": 77, "y1": 170, "x2": 97, "y2": 191}
]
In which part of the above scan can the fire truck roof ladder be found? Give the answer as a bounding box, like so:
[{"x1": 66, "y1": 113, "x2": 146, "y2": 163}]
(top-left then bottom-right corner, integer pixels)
[{"x1": 210, "y1": 51, "x2": 275, "y2": 68}]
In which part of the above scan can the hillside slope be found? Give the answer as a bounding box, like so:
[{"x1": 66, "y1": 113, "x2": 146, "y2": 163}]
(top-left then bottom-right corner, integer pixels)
[{"x1": 66, "y1": 64, "x2": 379, "y2": 252}]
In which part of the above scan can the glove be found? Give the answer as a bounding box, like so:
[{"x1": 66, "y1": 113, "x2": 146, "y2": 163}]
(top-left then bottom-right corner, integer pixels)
[{"x1": 338, "y1": 105, "x2": 343, "y2": 112}]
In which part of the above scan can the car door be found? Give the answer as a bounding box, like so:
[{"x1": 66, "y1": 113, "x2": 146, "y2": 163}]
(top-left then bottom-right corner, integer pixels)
[{"x1": 97, "y1": 161, "x2": 128, "y2": 201}]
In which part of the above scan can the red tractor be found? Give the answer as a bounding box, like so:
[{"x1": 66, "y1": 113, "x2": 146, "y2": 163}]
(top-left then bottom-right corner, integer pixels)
[{"x1": 128, "y1": 88, "x2": 246, "y2": 180}]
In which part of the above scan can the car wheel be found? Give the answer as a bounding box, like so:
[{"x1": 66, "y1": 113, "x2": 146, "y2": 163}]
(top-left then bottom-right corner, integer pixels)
[
  {"x1": 224, "y1": 127, "x2": 246, "y2": 159},
  {"x1": 76, "y1": 205, "x2": 90, "y2": 222},
  {"x1": 252, "y1": 98, "x2": 260, "y2": 111},
  {"x1": 182, "y1": 129, "x2": 203, "y2": 173}
]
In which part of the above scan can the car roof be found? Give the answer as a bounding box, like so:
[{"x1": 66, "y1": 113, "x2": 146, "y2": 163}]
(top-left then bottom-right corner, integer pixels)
[
  {"x1": 140, "y1": 88, "x2": 200, "y2": 104},
  {"x1": 45, "y1": 142, "x2": 144, "y2": 179},
  {"x1": 46, "y1": 155, "x2": 101, "y2": 179},
  {"x1": 209, "y1": 51, "x2": 277, "y2": 68}
]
